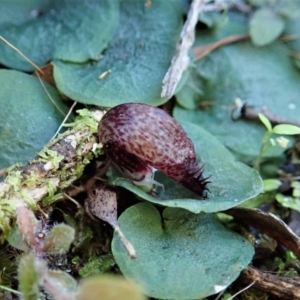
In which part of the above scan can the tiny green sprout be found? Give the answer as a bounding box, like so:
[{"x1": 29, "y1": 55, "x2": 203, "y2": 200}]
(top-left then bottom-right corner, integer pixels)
[
  {"x1": 42, "y1": 224, "x2": 75, "y2": 255},
  {"x1": 259, "y1": 113, "x2": 272, "y2": 132},
  {"x1": 254, "y1": 114, "x2": 300, "y2": 170},
  {"x1": 285, "y1": 250, "x2": 297, "y2": 263}
]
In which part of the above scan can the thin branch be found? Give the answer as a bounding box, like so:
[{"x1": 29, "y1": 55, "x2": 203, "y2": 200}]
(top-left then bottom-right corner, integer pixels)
[
  {"x1": 193, "y1": 33, "x2": 299, "y2": 62},
  {"x1": 240, "y1": 266, "x2": 300, "y2": 300},
  {"x1": 161, "y1": 0, "x2": 205, "y2": 98},
  {"x1": 50, "y1": 101, "x2": 77, "y2": 141},
  {"x1": 227, "y1": 281, "x2": 256, "y2": 299},
  {"x1": 0, "y1": 35, "x2": 44, "y2": 75},
  {"x1": 193, "y1": 33, "x2": 249, "y2": 61},
  {"x1": 232, "y1": 103, "x2": 300, "y2": 127},
  {"x1": 36, "y1": 74, "x2": 68, "y2": 119},
  {"x1": 113, "y1": 225, "x2": 137, "y2": 259}
]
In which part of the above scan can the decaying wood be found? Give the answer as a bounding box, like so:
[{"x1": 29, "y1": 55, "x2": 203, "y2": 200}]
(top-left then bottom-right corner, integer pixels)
[
  {"x1": 240, "y1": 266, "x2": 300, "y2": 299},
  {"x1": 0, "y1": 109, "x2": 104, "y2": 240}
]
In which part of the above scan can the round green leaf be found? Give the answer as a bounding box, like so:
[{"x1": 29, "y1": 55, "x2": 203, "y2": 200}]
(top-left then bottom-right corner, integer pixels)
[
  {"x1": 53, "y1": 0, "x2": 182, "y2": 107},
  {"x1": 250, "y1": 8, "x2": 285, "y2": 46},
  {"x1": 108, "y1": 121, "x2": 263, "y2": 213},
  {"x1": 112, "y1": 202, "x2": 254, "y2": 299},
  {"x1": 175, "y1": 15, "x2": 300, "y2": 162},
  {"x1": 0, "y1": 0, "x2": 119, "y2": 71},
  {"x1": 0, "y1": 70, "x2": 70, "y2": 169}
]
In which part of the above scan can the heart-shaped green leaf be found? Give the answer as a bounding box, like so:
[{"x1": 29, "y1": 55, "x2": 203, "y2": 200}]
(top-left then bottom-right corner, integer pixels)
[
  {"x1": 108, "y1": 121, "x2": 263, "y2": 213},
  {"x1": 112, "y1": 202, "x2": 254, "y2": 299},
  {"x1": 0, "y1": 0, "x2": 119, "y2": 71},
  {"x1": 0, "y1": 70, "x2": 70, "y2": 169},
  {"x1": 53, "y1": 0, "x2": 182, "y2": 107},
  {"x1": 175, "y1": 13, "x2": 300, "y2": 162}
]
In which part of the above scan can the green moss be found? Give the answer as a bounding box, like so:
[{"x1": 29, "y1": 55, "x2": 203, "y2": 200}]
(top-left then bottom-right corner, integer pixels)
[
  {"x1": 0, "y1": 200, "x2": 15, "y2": 242},
  {"x1": 5, "y1": 171, "x2": 22, "y2": 192},
  {"x1": 78, "y1": 254, "x2": 115, "y2": 277},
  {"x1": 23, "y1": 171, "x2": 43, "y2": 187},
  {"x1": 20, "y1": 191, "x2": 36, "y2": 210},
  {"x1": 42, "y1": 193, "x2": 64, "y2": 206},
  {"x1": 47, "y1": 180, "x2": 57, "y2": 198},
  {"x1": 0, "y1": 109, "x2": 104, "y2": 243},
  {"x1": 38, "y1": 148, "x2": 64, "y2": 170}
]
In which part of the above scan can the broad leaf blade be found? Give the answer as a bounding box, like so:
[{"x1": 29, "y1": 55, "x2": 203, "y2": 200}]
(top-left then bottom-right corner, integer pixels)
[
  {"x1": 53, "y1": 0, "x2": 182, "y2": 107},
  {"x1": 0, "y1": 0, "x2": 119, "y2": 71},
  {"x1": 0, "y1": 70, "x2": 70, "y2": 169},
  {"x1": 175, "y1": 13, "x2": 300, "y2": 162},
  {"x1": 112, "y1": 203, "x2": 254, "y2": 299}
]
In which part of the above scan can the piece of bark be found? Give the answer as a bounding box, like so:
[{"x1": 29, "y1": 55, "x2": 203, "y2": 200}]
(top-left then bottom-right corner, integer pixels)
[
  {"x1": 240, "y1": 266, "x2": 300, "y2": 299},
  {"x1": 0, "y1": 109, "x2": 104, "y2": 240}
]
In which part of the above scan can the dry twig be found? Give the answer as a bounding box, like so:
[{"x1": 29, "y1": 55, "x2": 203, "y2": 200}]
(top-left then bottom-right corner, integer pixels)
[
  {"x1": 193, "y1": 33, "x2": 249, "y2": 61},
  {"x1": 231, "y1": 103, "x2": 300, "y2": 127},
  {"x1": 0, "y1": 35, "x2": 44, "y2": 74},
  {"x1": 240, "y1": 266, "x2": 300, "y2": 299},
  {"x1": 161, "y1": 0, "x2": 205, "y2": 98}
]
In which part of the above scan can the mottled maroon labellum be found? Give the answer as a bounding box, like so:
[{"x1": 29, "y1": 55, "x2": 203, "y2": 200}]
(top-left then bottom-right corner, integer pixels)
[{"x1": 98, "y1": 103, "x2": 210, "y2": 199}]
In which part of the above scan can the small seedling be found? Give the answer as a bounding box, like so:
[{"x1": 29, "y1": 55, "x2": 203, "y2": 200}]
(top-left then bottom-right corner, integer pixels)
[{"x1": 254, "y1": 113, "x2": 300, "y2": 170}]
